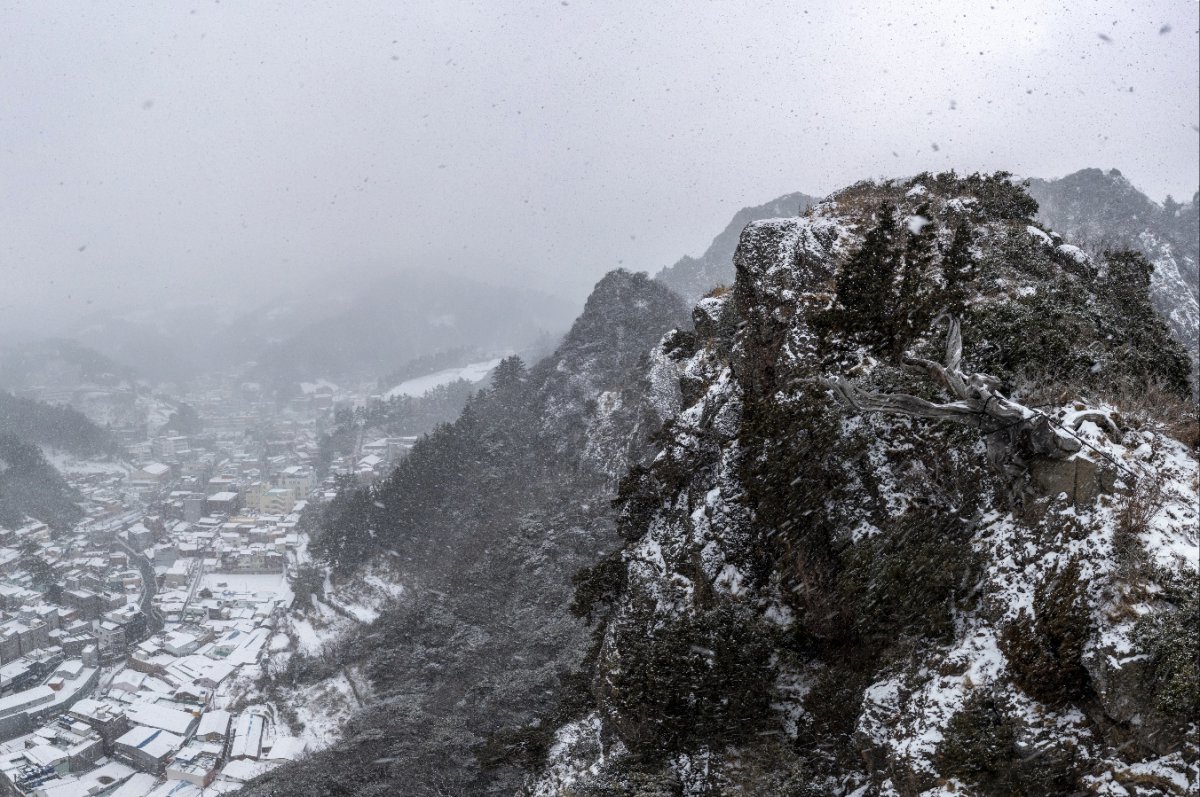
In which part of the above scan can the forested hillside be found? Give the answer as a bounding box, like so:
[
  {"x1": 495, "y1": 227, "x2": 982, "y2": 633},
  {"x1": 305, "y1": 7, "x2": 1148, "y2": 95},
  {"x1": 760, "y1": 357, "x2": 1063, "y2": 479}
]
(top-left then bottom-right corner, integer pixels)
[
  {"x1": 0, "y1": 391, "x2": 122, "y2": 458},
  {"x1": 0, "y1": 433, "x2": 84, "y2": 530},
  {"x1": 315, "y1": 379, "x2": 478, "y2": 477}
]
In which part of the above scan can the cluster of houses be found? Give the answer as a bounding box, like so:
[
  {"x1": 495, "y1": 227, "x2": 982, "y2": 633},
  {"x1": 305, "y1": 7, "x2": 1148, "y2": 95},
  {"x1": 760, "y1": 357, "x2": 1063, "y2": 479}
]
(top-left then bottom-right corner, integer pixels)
[
  {"x1": 0, "y1": 375, "x2": 423, "y2": 795},
  {"x1": 328, "y1": 435, "x2": 415, "y2": 486},
  {"x1": 0, "y1": 505, "x2": 307, "y2": 796},
  {"x1": 0, "y1": 421, "x2": 328, "y2": 795},
  {"x1": 130, "y1": 449, "x2": 315, "y2": 520}
]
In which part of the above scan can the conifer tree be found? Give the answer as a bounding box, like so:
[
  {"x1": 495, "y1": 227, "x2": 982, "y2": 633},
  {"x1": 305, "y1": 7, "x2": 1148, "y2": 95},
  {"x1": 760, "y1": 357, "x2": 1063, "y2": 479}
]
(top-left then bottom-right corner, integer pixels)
[
  {"x1": 834, "y1": 202, "x2": 900, "y2": 343},
  {"x1": 889, "y1": 203, "x2": 938, "y2": 354},
  {"x1": 491, "y1": 355, "x2": 527, "y2": 393},
  {"x1": 941, "y1": 221, "x2": 975, "y2": 315}
]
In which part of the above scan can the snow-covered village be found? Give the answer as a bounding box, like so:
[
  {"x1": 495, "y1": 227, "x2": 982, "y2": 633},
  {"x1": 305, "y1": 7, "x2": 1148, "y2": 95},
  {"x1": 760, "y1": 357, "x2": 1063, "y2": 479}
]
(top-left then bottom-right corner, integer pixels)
[{"x1": 0, "y1": 374, "x2": 425, "y2": 796}]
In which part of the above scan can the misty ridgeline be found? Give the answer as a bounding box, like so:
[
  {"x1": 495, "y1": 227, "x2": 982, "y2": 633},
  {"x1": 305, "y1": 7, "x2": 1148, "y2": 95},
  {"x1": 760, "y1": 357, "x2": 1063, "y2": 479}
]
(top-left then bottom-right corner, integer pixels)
[{"x1": 0, "y1": 167, "x2": 1195, "y2": 797}]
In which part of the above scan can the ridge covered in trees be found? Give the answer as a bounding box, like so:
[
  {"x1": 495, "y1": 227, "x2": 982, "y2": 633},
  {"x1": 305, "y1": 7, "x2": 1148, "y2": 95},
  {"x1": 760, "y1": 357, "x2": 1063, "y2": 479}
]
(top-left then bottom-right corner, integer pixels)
[{"x1": 0, "y1": 391, "x2": 122, "y2": 458}]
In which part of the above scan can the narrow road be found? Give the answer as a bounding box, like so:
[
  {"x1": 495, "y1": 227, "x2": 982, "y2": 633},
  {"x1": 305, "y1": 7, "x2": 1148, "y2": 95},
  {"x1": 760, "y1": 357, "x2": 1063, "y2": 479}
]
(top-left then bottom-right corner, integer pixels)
[
  {"x1": 114, "y1": 535, "x2": 164, "y2": 635},
  {"x1": 179, "y1": 554, "x2": 207, "y2": 617}
]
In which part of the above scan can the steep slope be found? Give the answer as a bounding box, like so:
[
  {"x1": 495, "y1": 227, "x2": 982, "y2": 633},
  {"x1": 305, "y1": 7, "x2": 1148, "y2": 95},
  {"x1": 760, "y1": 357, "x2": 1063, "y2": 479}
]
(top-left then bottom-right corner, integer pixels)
[
  {"x1": 1027, "y1": 168, "x2": 1199, "y2": 382},
  {"x1": 532, "y1": 174, "x2": 1197, "y2": 795},
  {"x1": 0, "y1": 338, "x2": 136, "y2": 391},
  {"x1": 0, "y1": 391, "x2": 122, "y2": 458},
  {"x1": 242, "y1": 270, "x2": 690, "y2": 797},
  {"x1": 0, "y1": 432, "x2": 84, "y2": 530},
  {"x1": 655, "y1": 191, "x2": 820, "y2": 305}
]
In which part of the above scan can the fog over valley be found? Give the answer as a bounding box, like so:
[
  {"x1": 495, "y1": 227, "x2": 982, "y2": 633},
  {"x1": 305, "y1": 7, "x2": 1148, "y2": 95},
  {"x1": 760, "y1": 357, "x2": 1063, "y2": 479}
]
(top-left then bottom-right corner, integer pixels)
[{"x1": 0, "y1": 2, "x2": 1196, "y2": 797}]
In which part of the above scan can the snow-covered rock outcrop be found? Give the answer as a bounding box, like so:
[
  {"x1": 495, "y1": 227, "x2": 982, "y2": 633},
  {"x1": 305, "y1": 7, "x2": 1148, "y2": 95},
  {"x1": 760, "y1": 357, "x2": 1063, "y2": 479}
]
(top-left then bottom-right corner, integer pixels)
[{"x1": 535, "y1": 173, "x2": 1198, "y2": 796}]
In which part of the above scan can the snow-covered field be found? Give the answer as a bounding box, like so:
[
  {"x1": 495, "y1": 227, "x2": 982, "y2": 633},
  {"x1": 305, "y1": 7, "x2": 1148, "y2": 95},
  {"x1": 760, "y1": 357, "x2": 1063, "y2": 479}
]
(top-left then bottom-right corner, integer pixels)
[
  {"x1": 385, "y1": 358, "x2": 502, "y2": 398},
  {"x1": 201, "y1": 571, "x2": 293, "y2": 602},
  {"x1": 42, "y1": 447, "x2": 130, "y2": 475},
  {"x1": 284, "y1": 672, "x2": 365, "y2": 753}
]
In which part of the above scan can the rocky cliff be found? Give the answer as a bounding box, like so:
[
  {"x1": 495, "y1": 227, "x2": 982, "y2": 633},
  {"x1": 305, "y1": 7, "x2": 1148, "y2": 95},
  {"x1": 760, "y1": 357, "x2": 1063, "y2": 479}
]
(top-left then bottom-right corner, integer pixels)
[
  {"x1": 1027, "y1": 168, "x2": 1199, "y2": 388},
  {"x1": 658, "y1": 172, "x2": 1199, "y2": 386},
  {"x1": 656, "y1": 191, "x2": 820, "y2": 306},
  {"x1": 533, "y1": 173, "x2": 1198, "y2": 796}
]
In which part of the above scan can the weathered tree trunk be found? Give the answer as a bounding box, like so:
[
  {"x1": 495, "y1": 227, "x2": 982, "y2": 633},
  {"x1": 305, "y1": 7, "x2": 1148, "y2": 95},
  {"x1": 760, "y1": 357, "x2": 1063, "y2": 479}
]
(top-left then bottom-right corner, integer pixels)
[{"x1": 822, "y1": 318, "x2": 1087, "y2": 503}]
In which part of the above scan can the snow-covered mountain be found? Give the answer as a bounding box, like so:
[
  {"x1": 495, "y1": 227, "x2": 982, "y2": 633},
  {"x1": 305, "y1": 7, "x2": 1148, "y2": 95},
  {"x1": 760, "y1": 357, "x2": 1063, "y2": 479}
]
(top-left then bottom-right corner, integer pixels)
[
  {"x1": 529, "y1": 173, "x2": 1197, "y2": 795},
  {"x1": 64, "y1": 272, "x2": 577, "y2": 393},
  {"x1": 242, "y1": 173, "x2": 1197, "y2": 797},
  {"x1": 246, "y1": 272, "x2": 577, "y2": 392},
  {"x1": 1026, "y1": 168, "x2": 1199, "y2": 385}
]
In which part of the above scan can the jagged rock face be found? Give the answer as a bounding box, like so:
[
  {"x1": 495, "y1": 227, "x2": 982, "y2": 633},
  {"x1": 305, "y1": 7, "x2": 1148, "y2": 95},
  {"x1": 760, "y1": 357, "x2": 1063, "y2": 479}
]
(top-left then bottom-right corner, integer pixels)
[
  {"x1": 1028, "y1": 168, "x2": 1200, "y2": 384},
  {"x1": 656, "y1": 171, "x2": 1199, "y2": 389},
  {"x1": 655, "y1": 192, "x2": 821, "y2": 306},
  {"x1": 534, "y1": 269, "x2": 691, "y2": 479},
  {"x1": 534, "y1": 176, "x2": 1198, "y2": 796}
]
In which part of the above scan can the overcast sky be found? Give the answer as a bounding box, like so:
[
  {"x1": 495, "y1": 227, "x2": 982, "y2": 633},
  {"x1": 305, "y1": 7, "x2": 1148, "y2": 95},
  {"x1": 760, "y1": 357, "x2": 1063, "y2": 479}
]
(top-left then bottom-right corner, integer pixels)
[{"x1": 2, "y1": 0, "x2": 1197, "y2": 335}]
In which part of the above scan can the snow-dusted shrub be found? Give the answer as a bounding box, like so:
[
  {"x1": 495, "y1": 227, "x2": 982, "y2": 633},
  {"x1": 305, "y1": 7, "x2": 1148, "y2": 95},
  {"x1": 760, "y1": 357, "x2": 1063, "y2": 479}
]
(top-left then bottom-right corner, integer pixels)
[
  {"x1": 934, "y1": 691, "x2": 1083, "y2": 796},
  {"x1": 934, "y1": 691, "x2": 1021, "y2": 793},
  {"x1": 999, "y1": 557, "x2": 1093, "y2": 705},
  {"x1": 1107, "y1": 378, "x2": 1200, "y2": 449},
  {"x1": 1134, "y1": 570, "x2": 1200, "y2": 719},
  {"x1": 603, "y1": 594, "x2": 775, "y2": 758},
  {"x1": 836, "y1": 507, "x2": 980, "y2": 642}
]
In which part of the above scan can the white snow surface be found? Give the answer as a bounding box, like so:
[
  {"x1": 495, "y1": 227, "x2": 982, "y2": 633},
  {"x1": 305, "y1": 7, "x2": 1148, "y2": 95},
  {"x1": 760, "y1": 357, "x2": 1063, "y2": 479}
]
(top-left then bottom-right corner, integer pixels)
[
  {"x1": 384, "y1": 358, "x2": 502, "y2": 398},
  {"x1": 41, "y1": 447, "x2": 129, "y2": 475},
  {"x1": 299, "y1": 379, "x2": 338, "y2": 395}
]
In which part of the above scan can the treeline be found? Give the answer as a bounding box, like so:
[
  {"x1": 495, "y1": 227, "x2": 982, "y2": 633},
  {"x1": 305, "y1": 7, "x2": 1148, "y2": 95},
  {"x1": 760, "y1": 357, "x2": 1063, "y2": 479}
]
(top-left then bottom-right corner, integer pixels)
[
  {"x1": 0, "y1": 432, "x2": 83, "y2": 530},
  {"x1": 0, "y1": 391, "x2": 122, "y2": 458},
  {"x1": 314, "y1": 378, "x2": 477, "y2": 476}
]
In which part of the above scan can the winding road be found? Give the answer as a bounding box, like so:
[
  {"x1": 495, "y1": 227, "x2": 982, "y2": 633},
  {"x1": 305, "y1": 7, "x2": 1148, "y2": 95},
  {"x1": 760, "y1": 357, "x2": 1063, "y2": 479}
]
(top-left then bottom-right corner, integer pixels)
[{"x1": 114, "y1": 535, "x2": 165, "y2": 636}]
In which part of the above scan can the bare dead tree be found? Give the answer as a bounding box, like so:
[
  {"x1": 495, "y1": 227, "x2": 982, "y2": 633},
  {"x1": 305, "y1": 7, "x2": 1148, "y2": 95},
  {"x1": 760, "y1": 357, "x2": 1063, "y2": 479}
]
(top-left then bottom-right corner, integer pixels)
[{"x1": 821, "y1": 318, "x2": 1092, "y2": 497}]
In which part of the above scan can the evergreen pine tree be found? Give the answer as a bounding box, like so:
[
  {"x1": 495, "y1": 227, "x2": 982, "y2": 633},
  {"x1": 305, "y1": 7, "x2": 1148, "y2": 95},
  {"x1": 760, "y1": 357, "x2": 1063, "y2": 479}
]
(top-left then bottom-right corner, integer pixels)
[
  {"x1": 491, "y1": 356, "x2": 527, "y2": 393},
  {"x1": 834, "y1": 202, "x2": 900, "y2": 343},
  {"x1": 941, "y1": 221, "x2": 975, "y2": 316},
  {"x1": 889, "y1": 203, "x2": 938, "y2": 354}
]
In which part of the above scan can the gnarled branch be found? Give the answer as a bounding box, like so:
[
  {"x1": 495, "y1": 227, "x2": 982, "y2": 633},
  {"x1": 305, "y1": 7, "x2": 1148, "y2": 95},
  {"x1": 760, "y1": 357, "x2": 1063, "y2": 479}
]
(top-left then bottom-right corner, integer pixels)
[{"x1": 821, "y1": 318, "x2": 1082, "y2": 465}]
